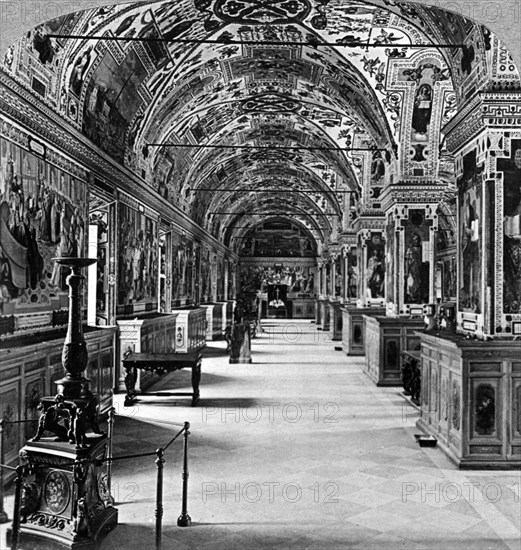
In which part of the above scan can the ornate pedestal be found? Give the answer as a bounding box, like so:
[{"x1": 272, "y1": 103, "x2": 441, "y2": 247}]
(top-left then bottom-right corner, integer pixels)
[
  {"x1": 363, "y1": 315, "x2": 423, "y2": 386},
  {"x1": 7, "y1": 438, "x2": 117, "y2": 550},
  {"x1": 341, "y1": 307, "x2": 385, "y2": 356},
  {"x1": 417, "y1": 332, "x2": 521, "y2": 469},
  {"x1": 7, "y1": 258, "x2": 118, "y2": 549}
]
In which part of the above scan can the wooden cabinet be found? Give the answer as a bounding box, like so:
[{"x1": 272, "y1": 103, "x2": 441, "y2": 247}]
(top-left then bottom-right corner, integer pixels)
[
  {"x1": 117, "y1": 313, "x2": 178, "y2": 390},
  {"x1": 329, "y1": 302, "x2": 343, "y2": 341},
  {"x1": 201, "y1": 303, "x2": 224, "y2": 340},
  {"x1": 341, "y1": 307, "x2": 385, "y2": 356},
  {"x1": 418, "y1": 333, "x2": 521, "y2": 468},
  {"x1": 173, "y1": 308, "x2": 207, "y2": 353},
  {"x1": 292, "y1": 299, "x2": 315, "y2": 319},
  {"x1": 363, "y1": 315, "x2": 423, "y2": 386}
]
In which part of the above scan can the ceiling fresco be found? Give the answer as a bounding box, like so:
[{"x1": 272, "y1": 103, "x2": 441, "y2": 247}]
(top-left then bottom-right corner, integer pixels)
[{"x1": 1, "y1": 0, "x2": 520, "y2": 253}]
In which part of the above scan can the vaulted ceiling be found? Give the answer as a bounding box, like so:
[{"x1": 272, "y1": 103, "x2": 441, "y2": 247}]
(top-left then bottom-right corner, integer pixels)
[{"x1": 3, "y1": 0, "x2": 519, "y2": 253}]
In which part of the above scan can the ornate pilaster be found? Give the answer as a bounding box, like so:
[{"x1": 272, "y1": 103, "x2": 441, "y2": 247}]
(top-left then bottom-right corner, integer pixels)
[
  {"x1": 355, "y1": 217, "x2": 386, "y2": 308},
  {"x1": 380, "y1": 185, "x2": 444, "y2": 317},
  {"x1": 444, "y1": 91, "x2": 521, "y2": 337}
]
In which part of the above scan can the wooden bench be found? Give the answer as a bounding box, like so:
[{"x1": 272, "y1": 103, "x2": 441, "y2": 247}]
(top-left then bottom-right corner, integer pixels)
[{"x1": 122, "y1": 351, "x2": 202, "y2": 407}]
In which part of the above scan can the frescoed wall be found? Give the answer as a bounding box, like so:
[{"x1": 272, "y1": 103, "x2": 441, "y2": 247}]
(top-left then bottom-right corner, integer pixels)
[
  {"x1": 83, "y1": 48, "x2": 149, "y2": 163},
  {"x1": 117, "y1": 202, "x2": 158, "y2": 311},
  {"x1": 171, "y1": 230, "x2": 197, "y2": 306},
  {"x1": 386, "y1": 221, "x2": 395, "y2": 305},
  {"x1": 0, "y1": 136, "x2": 87, "y2": 318},
  {"x1": 402, "y1": 210, "x2": 431, "y2": 305},
  {"x1": 346, "y1": 248, "x2": 358, "y2": 300},
  {"x1": 500, "y1": 139, "x2": 521, "y2": 314},
  {"x1": 200, "y1": 245, "x2": 212, "y2": 302},
  {"x1": 366, "y1": 233, "x2": 385, "y2": 300},
  {"x1": 458, "y1": 150, "x2": 483, "y2": 313}
]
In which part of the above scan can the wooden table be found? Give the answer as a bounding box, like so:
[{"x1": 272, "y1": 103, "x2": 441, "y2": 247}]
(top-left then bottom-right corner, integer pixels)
[{"x1": 122, "y1": 351, "x2": 202, "y2": 407}]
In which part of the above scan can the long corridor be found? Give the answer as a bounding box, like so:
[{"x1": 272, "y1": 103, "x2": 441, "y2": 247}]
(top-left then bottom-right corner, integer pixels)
[
  {"x1": 3, "y1": 321, "x2": 520, "y2": 549},
  {"x1": 101, "y1": 320, "x2": 521, "y2": 550}
]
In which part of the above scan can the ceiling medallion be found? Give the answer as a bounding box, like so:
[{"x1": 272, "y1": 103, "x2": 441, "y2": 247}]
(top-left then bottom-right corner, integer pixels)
[
  {"x1": 241, "y1": 93, "x2": 301, "y2": 113},
  {"x1": 213, "y1": 0, "x2": 312, "y2": 25}
]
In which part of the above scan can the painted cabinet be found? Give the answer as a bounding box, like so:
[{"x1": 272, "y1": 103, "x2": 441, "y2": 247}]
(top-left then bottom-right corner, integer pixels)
[
  {"x1": 341, "y1": 307, "x2": 385, "y2": 356},
  {"x1": 418, "y1": 333, "x2": 521, "y2": 468},
  {"x1": 117, "y1": 313, "x2": 178, "y2": 390},
  {"x1": 363, "y1": 315, "x2": 423, "y2": 386}
]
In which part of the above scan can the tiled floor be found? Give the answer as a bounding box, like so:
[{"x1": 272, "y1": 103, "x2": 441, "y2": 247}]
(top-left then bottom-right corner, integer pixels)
[{"x1": 1, "y1": 320, "x2": 520, "y2": 549}]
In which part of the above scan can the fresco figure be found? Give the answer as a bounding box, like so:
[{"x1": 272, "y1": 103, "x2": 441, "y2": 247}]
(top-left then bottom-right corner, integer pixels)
[
  {"x1": 411, "y1": 83, "x2": 433, "y2": 136},
  {"x1": 367, "y1": 248, "x2": 385, "y2": 299},
  {"x1": 461, "y1": 190, "x2": 480, "y2": 311},
  {"x1": 405, "y1": 233, "x2": 423, "y2": 303}
]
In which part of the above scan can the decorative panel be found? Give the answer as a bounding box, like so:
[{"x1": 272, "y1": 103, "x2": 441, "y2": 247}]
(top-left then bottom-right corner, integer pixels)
[
  {"x1": 117, "y1": 200, "x2": 159, "y2": 314},
  {"x1": 471, "y1": 381, "x2": 499, "y2": 439},
  {"x1": 0, "y1": 135, "x2": 87, "y2": 329}
]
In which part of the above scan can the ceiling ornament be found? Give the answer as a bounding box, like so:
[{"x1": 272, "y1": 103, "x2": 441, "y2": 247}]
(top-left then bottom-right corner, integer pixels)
[
  {"x1": 212, "y1": 0, "x2": 312, "y2": 25},
  {"x1": 241, "y1": 93, "x2": 302, "y2": 113}
]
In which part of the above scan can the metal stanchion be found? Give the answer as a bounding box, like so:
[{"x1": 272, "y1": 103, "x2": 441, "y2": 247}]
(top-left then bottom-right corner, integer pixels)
[
  {"x1": 155, "y1": 448, "x2": 165, "y2": 550},
  {"x1": 0, "y1": 420, "x2": 8, "y2": 523},
  {"x1": 10, "y1": 465, "x2": 25, "y2": 550},
  {"x1": 106, "y1": 407, "x2": 115, "y2": 505},
  {"x1": 177, "y1": 422, "x2": 191, "y2": 527}
]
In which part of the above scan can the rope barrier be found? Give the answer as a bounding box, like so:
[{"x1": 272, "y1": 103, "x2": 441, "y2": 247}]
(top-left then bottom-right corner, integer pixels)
[{"x1": 2, "y1": 416, "x2": 192, "y2": 550}]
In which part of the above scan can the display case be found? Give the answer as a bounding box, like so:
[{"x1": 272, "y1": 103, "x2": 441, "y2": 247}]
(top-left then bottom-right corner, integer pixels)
[
  {"x1": 201, "y1": 303, "x2": 223, "y2": 340},
  {"x1": 329, "y1": 301, "x2": 343, "y2": 341},
  {"x1": 291, "y1": 298, "x2": 315, "y2": 319},
  {"x1": 363, "y1": 315, "x2": 423, "y2": 386},
  {"x1": 418, "y1": 332, "x2": 521, "y2": 469},
  {"x1": 116, "y1": 313, "x2": 178, "y2": 391},
  {"x1": 341, "y1": 307, "x2": 385, "y2": 356},
  {"x1": 173, "y1": 308, "x2": 207, "y2": 353}
]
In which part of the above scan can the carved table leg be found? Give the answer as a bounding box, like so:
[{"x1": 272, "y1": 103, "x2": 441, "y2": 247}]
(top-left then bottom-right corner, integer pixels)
[{"x1": 191, "y1": 362, "x2": 201, "y2": 406}]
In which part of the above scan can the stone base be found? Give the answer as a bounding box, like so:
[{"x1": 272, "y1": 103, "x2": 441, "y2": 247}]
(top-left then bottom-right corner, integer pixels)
[{"x1": 7, "y1": 507, "x2": 118, "y2": 550}]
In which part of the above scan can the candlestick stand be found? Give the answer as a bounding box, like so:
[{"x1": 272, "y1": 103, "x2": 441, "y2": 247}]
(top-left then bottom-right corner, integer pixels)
[{"x1": 7, "y1": 258, "x2": 118, "y2": 550}]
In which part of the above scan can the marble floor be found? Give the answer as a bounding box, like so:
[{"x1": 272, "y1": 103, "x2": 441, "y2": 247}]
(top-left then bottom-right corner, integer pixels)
[{"x1": 1, "y1": 320, "x2": 520, "y2": 549}]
